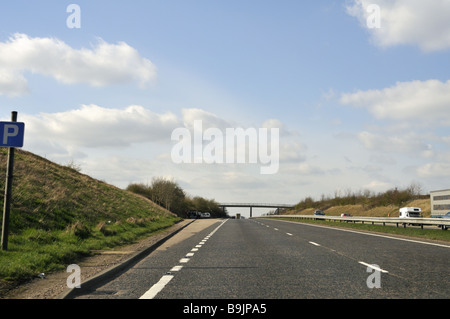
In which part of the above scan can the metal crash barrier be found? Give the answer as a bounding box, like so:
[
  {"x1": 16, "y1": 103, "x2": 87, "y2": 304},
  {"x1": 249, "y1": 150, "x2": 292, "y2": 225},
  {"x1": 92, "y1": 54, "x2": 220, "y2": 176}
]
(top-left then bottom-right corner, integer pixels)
[{"x1": 262, "y1": 215, "x2": 450, "y2": 230}]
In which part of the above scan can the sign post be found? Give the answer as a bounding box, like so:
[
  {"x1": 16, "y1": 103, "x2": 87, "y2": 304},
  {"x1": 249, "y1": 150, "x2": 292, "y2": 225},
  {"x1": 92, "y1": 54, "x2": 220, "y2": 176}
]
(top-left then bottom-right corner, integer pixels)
[{"x1": 1, "y1": 111, "x2": 25, "y2": 251}]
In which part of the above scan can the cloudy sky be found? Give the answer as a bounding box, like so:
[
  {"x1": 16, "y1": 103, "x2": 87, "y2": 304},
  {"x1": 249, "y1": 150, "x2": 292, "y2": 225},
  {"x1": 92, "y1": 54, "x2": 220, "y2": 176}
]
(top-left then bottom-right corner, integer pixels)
[{"x1": 1, "y1": 1, "x2": 449, "y2": 216}]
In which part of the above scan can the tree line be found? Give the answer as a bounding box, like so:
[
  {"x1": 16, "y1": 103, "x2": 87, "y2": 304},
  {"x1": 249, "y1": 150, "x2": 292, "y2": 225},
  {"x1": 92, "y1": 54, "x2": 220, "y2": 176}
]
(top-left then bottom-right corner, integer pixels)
[
  {"x1": 126, "y1": 177, "x2": 228, "y2": 218},
  {"x1": 294, "y1": 182, "x2": 427, "y2": 211}
]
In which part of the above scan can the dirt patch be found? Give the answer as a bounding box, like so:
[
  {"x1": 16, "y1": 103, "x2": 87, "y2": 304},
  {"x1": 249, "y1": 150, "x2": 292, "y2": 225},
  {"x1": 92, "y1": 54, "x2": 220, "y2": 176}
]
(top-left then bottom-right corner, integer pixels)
[
  {"x1": 156, "y1": 218, "x2": 220, "y2": 251},
  {"x1": 2, "y1": 220, "x2": 193, "y2": 299}
]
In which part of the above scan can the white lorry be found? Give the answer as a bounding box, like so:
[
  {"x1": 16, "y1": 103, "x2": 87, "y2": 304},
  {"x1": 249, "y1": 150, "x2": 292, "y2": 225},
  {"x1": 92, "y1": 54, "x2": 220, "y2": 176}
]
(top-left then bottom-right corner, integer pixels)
[{"x1": 399, "y1": 207, "x2": 422, "y2": 218}]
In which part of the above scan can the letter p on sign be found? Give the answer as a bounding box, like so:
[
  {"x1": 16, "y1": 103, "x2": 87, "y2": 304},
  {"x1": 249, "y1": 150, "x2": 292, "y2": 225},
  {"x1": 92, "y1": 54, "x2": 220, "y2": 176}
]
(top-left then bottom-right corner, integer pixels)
[{"x1": 0, "y1": 122, "x2": 25, "y2": 148}]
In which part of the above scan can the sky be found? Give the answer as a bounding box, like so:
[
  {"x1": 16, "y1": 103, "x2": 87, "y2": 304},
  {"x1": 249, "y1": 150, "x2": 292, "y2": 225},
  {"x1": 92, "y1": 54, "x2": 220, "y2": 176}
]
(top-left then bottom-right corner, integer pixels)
[{"x1": 1, "y1": 0, "x2": 450, "y2": 217}]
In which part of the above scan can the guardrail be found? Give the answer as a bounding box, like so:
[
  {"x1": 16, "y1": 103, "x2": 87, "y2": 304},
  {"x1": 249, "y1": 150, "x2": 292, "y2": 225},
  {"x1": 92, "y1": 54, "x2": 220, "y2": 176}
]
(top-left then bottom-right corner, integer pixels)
[{"x1": 262, "y1": 215, "x2": 450, "y2": 230}]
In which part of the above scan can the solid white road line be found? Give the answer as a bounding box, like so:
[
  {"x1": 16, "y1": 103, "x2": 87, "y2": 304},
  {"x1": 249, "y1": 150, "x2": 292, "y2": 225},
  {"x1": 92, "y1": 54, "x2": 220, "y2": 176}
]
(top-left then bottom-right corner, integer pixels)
[{"x1": 271, "y1": 219, "x2": 450, "y2": 249}]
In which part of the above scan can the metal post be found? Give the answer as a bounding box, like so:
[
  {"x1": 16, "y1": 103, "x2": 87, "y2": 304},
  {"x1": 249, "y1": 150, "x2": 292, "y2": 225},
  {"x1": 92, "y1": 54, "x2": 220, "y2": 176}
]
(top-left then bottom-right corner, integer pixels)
[{"x1": 1, "y1": 111, "x2": 17, "y2": 251}]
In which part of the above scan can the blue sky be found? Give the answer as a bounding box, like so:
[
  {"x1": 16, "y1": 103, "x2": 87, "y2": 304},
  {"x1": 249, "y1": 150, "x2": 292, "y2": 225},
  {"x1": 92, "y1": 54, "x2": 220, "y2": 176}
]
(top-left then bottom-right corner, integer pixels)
[{"x1": 1, "y1": 1, "x2": 450, "y2": 216}]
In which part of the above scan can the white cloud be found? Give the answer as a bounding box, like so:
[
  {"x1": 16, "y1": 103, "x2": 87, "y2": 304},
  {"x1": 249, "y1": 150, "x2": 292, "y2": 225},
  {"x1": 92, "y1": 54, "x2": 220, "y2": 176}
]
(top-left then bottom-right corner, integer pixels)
[
  {"x1": 417, "y1": 163, "x2": 450, "y2": 177},
  {"x1": 0, "y1": 33, "x2": 157, "y2": 96},
  {"x1": 442, "y1": 136, "x2": 450, "y2": 145},
  {"x1": 340, "y1": 79, "x2": 450, "y2": 125},
  {"x1": 296, "y1": 163, "x2": 324, "y2": 175},
  {"x1": 279, "y1": 141, "x2": 306, "y2": 163},
  {"x1": 21, "y1": 105, "x2": 303, "y2": 170},
  {"x1": 16, "y1": 105, "x2": 312, "y2": 203},
  {"x1": 181, "y1": 108, "x2": 231, "y2": 131},
  {"x1": 346, "y1": 0, "x2": 450, "y2": 52},
  {"x1": 357, "y1": 131, "x2": 432, "y2": 156},
  {"x1": 363, "y1": 180, "x2": 395, "y2": 192},
  {"x1": 0, "y1": 67, "x2": 29, "y2": 97},
  {"x1": 22, "y1": 104, "x2": 179, "y2": 150}
]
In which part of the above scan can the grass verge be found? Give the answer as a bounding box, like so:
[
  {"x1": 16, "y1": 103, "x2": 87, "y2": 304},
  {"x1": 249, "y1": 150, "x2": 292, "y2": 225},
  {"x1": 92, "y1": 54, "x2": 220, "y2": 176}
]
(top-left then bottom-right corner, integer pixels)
[
  {"x1": 0, "y1": 215, "x2": 180, "y2": 291},
  {"x1": 0, "y1": 149, "x2": 182, "y2": 294}
]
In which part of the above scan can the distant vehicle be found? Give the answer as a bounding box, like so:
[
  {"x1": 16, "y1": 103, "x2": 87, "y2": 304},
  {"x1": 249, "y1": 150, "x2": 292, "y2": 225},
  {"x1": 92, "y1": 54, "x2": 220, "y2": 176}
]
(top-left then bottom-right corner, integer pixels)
[
  {"x1": 187, "y1": 211, "x2": 210, "y2": 219},
  {"x1": 313, "y1": 210, "x2": 325, "y2": 216},
  {"x1": 187, "y1": 211, "x2": 200, "y2": 219},
  {"x1": 399, "y1": 207, "x2": 422, "y2": 227},
  {"x1": 436, "y1": 212, "x2": 450, "y2": 218},
  {"x1": 313, "y1": 210, "x2": 325, "y2": 220},
  {"x1": 340, "y1": 213, "x2": 352, "y2": 217},
  {"x1": 399, "y1": 207, "x2": 422, "y2": 218},
  {"x1": 434, "y1": 212, "x2": 450, "y2": 230}
]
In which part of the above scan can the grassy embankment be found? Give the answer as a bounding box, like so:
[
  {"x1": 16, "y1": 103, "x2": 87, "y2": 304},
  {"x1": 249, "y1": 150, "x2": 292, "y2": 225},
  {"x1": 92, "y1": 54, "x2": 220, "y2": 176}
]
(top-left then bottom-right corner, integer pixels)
[{"x1": 0, "y1": 149, "x2": 181, "y2": 291}]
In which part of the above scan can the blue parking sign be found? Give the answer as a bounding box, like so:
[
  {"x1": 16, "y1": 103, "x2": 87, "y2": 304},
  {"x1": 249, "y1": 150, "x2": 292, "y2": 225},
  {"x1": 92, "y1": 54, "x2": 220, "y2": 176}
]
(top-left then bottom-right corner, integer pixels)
[{"x1": 0, "y1": 122, "x2": 25, "y2": 148}]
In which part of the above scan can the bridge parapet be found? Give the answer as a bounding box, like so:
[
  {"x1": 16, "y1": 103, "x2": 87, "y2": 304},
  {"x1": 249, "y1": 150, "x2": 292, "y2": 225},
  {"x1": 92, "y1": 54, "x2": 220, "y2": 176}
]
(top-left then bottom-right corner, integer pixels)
[
  {"x1": 218, "y1": 203, "x2": 295, "y2": 217},
  {"x1": 218, "y1": 203, "x2": 295, "y2": 208}
]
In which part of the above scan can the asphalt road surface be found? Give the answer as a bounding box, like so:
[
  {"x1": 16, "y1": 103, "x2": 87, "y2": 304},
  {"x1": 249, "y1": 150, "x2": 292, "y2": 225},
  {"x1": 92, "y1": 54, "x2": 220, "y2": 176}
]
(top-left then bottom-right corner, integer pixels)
[{"x1": 73, "y1": 218, "x2": 449, "y2": 299}]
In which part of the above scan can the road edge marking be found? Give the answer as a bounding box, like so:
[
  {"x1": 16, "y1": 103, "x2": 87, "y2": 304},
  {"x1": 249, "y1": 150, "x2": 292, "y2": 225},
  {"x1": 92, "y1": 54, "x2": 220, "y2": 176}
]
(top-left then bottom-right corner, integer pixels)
[{"x1": 267, "y1": 219, "x2": 450, "y2": 249}]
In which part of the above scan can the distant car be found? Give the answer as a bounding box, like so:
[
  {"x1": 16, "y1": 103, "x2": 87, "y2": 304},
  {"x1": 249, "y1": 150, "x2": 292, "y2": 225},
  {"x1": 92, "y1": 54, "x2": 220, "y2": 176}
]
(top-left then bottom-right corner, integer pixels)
[
  {"x1": 313, "y1": 210, "x2": 325, "y2": 220},
  {"x1": 313, "y1": 210, "x2": 325, "y2": 216},
  {"x1": 341, "y1": 213, "x2": 352, "y2": 217},
  {"x1": 438, "y1": 212, "x2": 450, "y2": 218},
  {"x1": 435, "y1": 212, "x2": 450, "y2": 230},
  {"x1": 187, "y1": 211, "x2": 200, "y2": 219}
]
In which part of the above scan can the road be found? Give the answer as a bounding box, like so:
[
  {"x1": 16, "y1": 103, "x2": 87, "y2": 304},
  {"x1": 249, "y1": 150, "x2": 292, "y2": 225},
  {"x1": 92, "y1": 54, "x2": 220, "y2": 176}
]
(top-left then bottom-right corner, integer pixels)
[{"x1": 73, "y1": 218, "x2": 449, "y2": 299}]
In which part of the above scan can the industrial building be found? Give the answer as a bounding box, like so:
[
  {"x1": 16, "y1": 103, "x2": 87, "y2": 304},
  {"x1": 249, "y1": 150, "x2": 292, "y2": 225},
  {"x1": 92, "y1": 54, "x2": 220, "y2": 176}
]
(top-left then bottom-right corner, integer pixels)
[{"x1": 430, "y1": 189, "x2": 450, "y2": 217}]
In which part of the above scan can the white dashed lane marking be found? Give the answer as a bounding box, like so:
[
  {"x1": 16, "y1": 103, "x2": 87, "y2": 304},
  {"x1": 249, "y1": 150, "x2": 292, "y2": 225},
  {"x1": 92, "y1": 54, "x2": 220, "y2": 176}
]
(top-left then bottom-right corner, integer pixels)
[
  {"x1": 139, "y1": 275, "x2": 174, "y2": 300},
  {"x1": 252, "y1": 219, "x2": 391, "y2": 279},
  {"x1": 359, "y1": 261, "x2": 389, "y2": 273},
  {"x1": 139, "y1": 219, "x2": 227, "y2": 299}
]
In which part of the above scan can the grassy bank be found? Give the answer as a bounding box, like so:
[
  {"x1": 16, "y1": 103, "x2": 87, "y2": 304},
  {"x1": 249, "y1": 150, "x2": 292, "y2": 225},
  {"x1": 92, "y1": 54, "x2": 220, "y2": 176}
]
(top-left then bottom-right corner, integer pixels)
[
  {"x1": 290, "y1": 184, "x2": 430, "y2": 217},
  {"x1": 0, "y1": 149, "x2": 180, "y2": 289},
  {"x1": 286, "y1": 199, "x2": 431, "y2": 217},
  {"x1": 267, "y1": 217, "x2": 450, "y2": 243}
]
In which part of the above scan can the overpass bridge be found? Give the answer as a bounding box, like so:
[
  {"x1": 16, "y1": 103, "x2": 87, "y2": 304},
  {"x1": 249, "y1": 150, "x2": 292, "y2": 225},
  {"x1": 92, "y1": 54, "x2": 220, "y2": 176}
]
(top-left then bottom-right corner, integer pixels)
[{"x1": 218, "y1": 203, "x2": 295, "y2": 218}]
